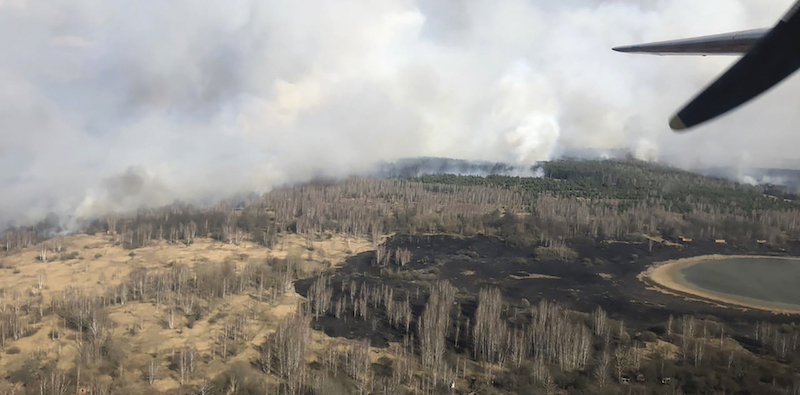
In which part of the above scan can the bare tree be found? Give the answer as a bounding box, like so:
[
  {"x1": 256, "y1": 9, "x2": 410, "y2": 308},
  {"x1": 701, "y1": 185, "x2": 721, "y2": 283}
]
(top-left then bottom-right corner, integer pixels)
[
  {"x1": 106, "y1": 216, "x2": 118, "y2": 235},
  {"x1": 395, "y1": 248, "x2": 412, "y2": 267},
  {"x1": 345, "y1": 338, "x2": 371, "y2": 393},
  {"x1": 531, "y1": 356, "x2": 550, "y2": 386},
  {"x1": 473, "y1": 287, "x2": 504, "y2": 363},
  {"x1": 308, "y1": 276, "x2": 332, "y2": 320},
  {"x1": 174, "y1": 344, "x2": 196, "y2": 386},
  {"x1": 681, "y1": 315, "x2": 695, "y2": 363},
  {"x1": 167, "y1": 297, "x2": 175, "y2": 330},
  {"x1": 374, "y1": 244, "x2": 387, "y2": 267},
  {"x1": 508, "y1": 326, "x2": 528, "y2": 369},
  {"x1": 594, "y1": 350, "x2": 610, "y2": 388},
  {"x1": 591, "y1": 306, "x2": 608, "y2": 339},
  {"x1": 36, "y1": 269, "x2": 47, "y2": 290},
  {"x1": 38, "y1": 369, "x2": 70, "y2": 395},
  {"x1": 694, "y1": 325, "x2": 708, "y2": 368},
  {"x1": 418, "y1": 281, "x2": 456, "y2": 384},
  {"x1": 667, "y1": 314, "x2": 674, "y2": 336},
  {"x1": 265, "y1": 307, "x2": 312, "y2": 394},
  {"x1": 613, "y1": 347, "x2": 629, "y2": 383},
  {"x1": 51, "y1": 236, "x2": 63, "y2": 253},
  {"x1": 196, "y1": 378, "x2": 211, "y2": 395},
  {"x1": 146, "y1": 356, "x2": 159, "y2": 386}
]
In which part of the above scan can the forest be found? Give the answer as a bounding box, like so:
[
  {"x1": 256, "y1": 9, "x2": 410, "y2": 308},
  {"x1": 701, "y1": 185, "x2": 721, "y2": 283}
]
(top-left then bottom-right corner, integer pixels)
[
  {"x1": 7, "y1": 159, "x2": 800, "y2": 254},
  {"x1": 0, "y1": 158, "x2": 799, "y2": 394}
]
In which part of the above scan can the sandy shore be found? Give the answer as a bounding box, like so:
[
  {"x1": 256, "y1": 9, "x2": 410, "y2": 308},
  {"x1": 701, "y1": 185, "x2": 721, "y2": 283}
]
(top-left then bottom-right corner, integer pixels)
[{"x1": 638, "y1": 255, "x2": 800, "y2": 315}]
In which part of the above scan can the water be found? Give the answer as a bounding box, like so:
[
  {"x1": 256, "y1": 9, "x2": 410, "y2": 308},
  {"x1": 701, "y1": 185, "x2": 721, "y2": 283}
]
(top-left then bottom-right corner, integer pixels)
[{"x1": 679, "y1": 257, "x2": 800, "y2": 308}]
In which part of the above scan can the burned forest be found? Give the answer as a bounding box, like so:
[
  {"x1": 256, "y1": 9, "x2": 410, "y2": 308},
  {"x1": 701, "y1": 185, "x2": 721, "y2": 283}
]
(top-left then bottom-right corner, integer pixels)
[{"x1": 2, "y1": 159, "x2": 800, "y2": 394}]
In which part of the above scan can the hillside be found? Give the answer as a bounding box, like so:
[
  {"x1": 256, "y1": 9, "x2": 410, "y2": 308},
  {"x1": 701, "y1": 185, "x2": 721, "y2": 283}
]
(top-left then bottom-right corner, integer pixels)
[{"x1": 1, "y1": 159, "x2": 800, "y2": 394}]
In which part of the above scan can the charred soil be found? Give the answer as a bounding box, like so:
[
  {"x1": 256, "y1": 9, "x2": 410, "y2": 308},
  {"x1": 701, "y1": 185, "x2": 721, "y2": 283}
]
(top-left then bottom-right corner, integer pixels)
[{"x1": 298, "y1": 234, "x2": 800, "y2": 343}]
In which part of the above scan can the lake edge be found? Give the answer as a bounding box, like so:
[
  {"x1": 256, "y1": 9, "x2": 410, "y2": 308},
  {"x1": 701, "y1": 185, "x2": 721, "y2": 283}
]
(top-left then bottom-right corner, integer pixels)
[{"x1": 638, "y1": 255, "x2": 800, "y2": 315}]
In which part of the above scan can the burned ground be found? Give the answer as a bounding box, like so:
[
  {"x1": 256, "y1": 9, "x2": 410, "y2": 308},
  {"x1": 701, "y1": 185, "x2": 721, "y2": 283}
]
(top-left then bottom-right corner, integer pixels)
[
  {"x1": 298, "y1": 234, "x2": 800, "y2": 344},
  {"x1": 292, "y1": 234, "x2": 800, "y2": 393}
]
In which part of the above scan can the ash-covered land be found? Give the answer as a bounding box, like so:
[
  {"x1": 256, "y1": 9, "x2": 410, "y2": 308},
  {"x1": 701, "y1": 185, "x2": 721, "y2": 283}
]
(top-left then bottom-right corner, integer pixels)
[{"x1": 4, "y1": 158, "x2": 800, "y2": 394}]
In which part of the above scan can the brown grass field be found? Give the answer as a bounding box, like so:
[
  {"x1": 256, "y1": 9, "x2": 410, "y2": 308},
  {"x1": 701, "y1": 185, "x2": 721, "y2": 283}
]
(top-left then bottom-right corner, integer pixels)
[{"x1": 0, "y1": 233, "x2": 375, "y2": 392}]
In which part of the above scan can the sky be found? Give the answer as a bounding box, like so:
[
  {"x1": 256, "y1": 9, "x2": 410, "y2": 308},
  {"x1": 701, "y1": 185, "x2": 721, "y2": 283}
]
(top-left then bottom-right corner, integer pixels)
[{"x1": 1, "y1": 0, "x2": 799, "y2": 228}]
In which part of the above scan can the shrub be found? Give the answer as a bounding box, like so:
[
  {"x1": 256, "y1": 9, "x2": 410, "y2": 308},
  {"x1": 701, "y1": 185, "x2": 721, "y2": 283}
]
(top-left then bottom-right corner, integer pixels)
[
  {"x1": 186, "y1": 305, "x2": 204, "y2": 329},
  {"x1": 636, "y1": 331, "x2": 659, "y2": 343},
  {"x1": 5, "y1": 346, "x2": 20, "y2": 355},
  {"x1": 8, "y1": 356, "x2": 38, "y2": 384},
  {"x1": 535, "y1": 245, "x2": 578, "y2": 262},
  {"x1": 60, "y1": 251, "x2": 80, "y2": 261}
]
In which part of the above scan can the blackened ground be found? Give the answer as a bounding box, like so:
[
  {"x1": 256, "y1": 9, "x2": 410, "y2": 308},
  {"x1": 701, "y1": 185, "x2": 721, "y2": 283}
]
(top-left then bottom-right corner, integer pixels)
[{"x1": 296, "y1": 234, "x2": 800, "y2": 346}]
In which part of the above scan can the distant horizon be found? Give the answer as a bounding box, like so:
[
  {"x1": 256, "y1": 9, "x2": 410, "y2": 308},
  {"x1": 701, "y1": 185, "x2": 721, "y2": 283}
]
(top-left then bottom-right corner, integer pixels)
[{"x1": 5, "y1": 155, "x2": 800, "y2": 235}]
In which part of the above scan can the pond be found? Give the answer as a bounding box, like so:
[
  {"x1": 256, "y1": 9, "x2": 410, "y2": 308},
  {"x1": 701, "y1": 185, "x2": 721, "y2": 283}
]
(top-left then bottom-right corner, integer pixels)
[{"x1": 678, "y1": 257, "x2": 800, "y2": 310}]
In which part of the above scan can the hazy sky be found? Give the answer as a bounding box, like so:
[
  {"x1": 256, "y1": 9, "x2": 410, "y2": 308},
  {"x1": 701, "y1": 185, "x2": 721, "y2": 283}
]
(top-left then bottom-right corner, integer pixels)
[{"x1": 1, "y1": 0, "x2": 798, "y2": 227}]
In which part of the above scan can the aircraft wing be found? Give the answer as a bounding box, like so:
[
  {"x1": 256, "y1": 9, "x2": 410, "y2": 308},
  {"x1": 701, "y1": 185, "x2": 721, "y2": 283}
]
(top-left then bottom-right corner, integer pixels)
[
  {"x1": 612, "y1": 28, "x2": 770, "y2": 55},
  {"x1": 670, "y1": 3, "x2": 800, "y2": 130},
  {"x1": 613, "y1": 0, "x2": 800, "y2": 130}
]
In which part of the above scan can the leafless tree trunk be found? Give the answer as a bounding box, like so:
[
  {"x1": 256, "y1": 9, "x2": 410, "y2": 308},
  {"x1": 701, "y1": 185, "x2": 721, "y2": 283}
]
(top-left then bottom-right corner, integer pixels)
[
  {"x1": 418, "y1": 281, "x2": 456, "y2": 385},
  {"x1": 265, "y1": 307, "x2": 312, "y2": 394},
  {"x1": 51, "y1": 235, "x2": 63, "y2": 253},
  {"x1": 345, "y1": 338, "x2": 371, "y2": 393},
  {"x1": 594, "y1": 350, "x2": 610, "y2": 387},
  {"x1": 694, "y1": 325, "x2": 707, "y2": 367},
  {"x1": 473, "y1": 287, "x2": 504, "y2": 363},
  {"x1": 614, "y1": 347, "x2": 629, "y2": 383},
  {"x1": 167, "y1": 298, "x2": 175, "y2": 330},
  {"x1": 36, "y1": 269, "x2": 47, "y2": 290},
  {"x1": 309, "y1": 276, "x2": 332, "y2": 319},
  {"x1": 146, "y1": 357, "x2": 159, "y2": 386},
  {"x1": 395, "y1": 248, "x2": 412, "y2": 267},
  {"x1": 374, "y1": 245, "x2": 387, "y2": 267},
  {"x1": 197, "y1": 378, "x2": 211, "y2": 395},
  {"x1": 592, "y1": 306, "x2": 608, "y2": 339},
  {"x1": 632, "y1": 343, "x2": 642, "y2": 371},
  {"x1": 106, "y1": 216, "x2": 117, "y2": 235},
  {"x1": 681, "y1": 315, "x2": 695, "y2": 363},
  {"x1": 38, "y1": 369, "x2": 71, "y2": 395},
  {"x1": 667, "y1": 314, "x2": 674, "y2": 336},
  {"x1": 178, "y1": 346, "x2": 194, "y2": 386}
]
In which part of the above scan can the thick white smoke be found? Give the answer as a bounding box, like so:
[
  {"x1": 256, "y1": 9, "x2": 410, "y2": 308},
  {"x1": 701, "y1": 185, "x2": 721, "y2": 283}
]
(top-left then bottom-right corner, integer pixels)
[{"x1": 0, "y1": 0, "x2": 798, "y2": 227}]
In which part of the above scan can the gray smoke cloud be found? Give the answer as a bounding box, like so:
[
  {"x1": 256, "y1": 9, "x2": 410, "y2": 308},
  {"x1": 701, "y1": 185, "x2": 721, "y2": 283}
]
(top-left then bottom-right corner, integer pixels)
[{"x1": 1, "y1": 0, "x2": 798, "y2": 228}]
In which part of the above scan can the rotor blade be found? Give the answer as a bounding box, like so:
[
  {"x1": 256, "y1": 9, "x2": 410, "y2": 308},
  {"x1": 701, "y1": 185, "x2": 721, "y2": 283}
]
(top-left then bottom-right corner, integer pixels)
[
  {"x1": 613, "y1": 28, "x2": 769, "y2": 55},
  {"x1": 671, "y1": 3, "x2": 800, "y2": 130}
]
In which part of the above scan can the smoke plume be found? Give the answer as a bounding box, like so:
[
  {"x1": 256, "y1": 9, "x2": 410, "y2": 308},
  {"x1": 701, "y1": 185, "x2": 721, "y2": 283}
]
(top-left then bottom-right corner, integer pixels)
[{"x1": 1, "y1": 0, "x2": 798, "y2": 228}]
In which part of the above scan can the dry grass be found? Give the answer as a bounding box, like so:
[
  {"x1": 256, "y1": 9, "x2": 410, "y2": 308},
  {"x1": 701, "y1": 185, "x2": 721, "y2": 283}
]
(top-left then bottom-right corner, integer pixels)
[
  {"x1": 597, "y1": 273, "x2": 613, "y2": 280},
  {"x1": 0, "y1": 232, "x2": 374, "y2": 390},
  {"x1": 509, "y1": 272, "x2": 560, "y2": 280}
]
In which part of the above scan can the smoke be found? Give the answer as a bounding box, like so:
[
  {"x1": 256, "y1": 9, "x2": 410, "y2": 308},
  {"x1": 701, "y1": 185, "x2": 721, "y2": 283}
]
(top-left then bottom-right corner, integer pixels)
[{"x1": 1, "y1": 0, "x2": 798, "y2": 228}]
